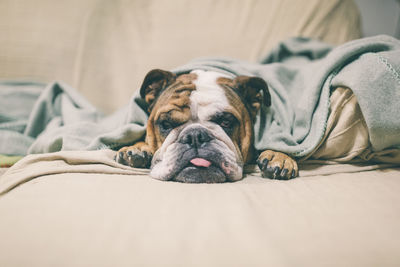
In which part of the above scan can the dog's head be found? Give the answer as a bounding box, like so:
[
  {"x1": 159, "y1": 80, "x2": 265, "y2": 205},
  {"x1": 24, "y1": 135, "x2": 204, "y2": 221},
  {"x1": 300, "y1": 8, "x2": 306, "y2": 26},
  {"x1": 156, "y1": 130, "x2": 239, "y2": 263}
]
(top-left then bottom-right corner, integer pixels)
[{"x1": 140, "y1": 69, "x2": 270, "y2": 183}]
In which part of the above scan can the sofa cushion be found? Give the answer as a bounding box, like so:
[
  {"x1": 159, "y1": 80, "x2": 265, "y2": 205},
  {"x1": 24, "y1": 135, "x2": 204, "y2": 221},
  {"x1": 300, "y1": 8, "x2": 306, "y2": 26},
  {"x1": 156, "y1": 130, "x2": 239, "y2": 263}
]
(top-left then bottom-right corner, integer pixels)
[{"x1": 0, "y1": 0, "x2": 361, "y2": 113}]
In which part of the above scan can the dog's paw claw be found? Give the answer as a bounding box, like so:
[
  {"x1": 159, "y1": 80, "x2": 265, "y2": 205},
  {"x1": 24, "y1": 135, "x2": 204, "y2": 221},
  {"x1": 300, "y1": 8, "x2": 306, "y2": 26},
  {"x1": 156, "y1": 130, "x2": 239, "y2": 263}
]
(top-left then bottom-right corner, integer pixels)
[
  {"x1": 281, "y1": 168, "x2": 289, "y2": 178},
  {"x1": 256, "y1": 158, "x2": 269, "y2": 171},
  {"x1": 257, "y1": 150, "x2": 298, "y2": 180}
]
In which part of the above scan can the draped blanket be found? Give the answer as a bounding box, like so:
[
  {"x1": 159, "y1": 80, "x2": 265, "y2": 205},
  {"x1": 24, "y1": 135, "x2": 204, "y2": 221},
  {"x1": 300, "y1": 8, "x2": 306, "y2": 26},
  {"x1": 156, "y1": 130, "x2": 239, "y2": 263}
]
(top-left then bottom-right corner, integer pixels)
[{"x1": 1, "y1": 35, "x2": 399, "y2": 158}]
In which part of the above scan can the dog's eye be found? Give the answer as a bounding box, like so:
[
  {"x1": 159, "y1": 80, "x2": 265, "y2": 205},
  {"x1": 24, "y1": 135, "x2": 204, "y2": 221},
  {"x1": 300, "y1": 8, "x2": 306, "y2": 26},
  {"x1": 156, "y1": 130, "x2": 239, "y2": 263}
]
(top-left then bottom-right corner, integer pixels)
[
  {"x1": 157, "y1": 119, "x2": 181, "y2": 136},
  {"x1": 159, "y1": 120, "x2": 173, "y2": 131},
  {"x1": 211, "y1": 112, "x2": 238, "y2": 135},
  {"x1": 219, "y1": 119, "x2": 232, "y2": 129}
]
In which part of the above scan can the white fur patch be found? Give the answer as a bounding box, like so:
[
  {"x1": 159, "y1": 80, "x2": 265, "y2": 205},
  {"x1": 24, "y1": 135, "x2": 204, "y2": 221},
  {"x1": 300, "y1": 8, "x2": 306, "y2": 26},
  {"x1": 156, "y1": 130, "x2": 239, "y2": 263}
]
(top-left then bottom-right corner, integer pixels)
[
  {"x1": 190, "y1": 70, "x2": 231, "y2": 121},
  {"x1": 149, "y1": 70, "x2": 244, "y2": 182},
  {"x1": 150, "y1": 122, "x2": 243, "y2": 182}
]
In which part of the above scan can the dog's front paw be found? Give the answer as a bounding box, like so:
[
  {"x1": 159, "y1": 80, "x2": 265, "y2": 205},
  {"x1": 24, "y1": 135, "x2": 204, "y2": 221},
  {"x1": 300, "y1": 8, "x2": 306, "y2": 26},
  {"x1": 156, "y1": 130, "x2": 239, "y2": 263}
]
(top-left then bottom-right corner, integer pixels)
[
  {"x1": 115, "y1": 142, "x2": 153, "y2": 168},
  {"x1": 257, "y1": 150, "x2": 298, "y2": 180}
]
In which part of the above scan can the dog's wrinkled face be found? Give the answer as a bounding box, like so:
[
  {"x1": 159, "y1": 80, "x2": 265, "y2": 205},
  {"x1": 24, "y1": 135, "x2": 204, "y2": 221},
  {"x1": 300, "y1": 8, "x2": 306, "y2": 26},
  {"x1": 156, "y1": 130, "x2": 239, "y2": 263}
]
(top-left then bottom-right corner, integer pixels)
[{"x1": 140, "y1": 69, "x2": 270, "y2": 183}]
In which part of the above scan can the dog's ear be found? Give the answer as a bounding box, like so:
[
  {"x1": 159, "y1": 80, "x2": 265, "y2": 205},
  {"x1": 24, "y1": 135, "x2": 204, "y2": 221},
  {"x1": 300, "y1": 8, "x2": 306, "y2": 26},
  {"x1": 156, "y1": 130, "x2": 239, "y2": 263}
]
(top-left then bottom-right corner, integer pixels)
[
  {"x1": 140, "y1": 69, "x2": 176, "y2": 108},
  {"x1": 234, "y1": 76, "x2": 271, "y2": 119}
]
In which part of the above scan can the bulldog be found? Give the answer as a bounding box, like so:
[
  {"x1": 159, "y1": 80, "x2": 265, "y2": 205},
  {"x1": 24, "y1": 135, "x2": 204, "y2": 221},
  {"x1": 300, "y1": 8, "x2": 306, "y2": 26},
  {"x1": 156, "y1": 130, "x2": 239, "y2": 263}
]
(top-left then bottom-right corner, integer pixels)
[{"x1": 115, "y1": 69, "x2": 298, "y2": 183}]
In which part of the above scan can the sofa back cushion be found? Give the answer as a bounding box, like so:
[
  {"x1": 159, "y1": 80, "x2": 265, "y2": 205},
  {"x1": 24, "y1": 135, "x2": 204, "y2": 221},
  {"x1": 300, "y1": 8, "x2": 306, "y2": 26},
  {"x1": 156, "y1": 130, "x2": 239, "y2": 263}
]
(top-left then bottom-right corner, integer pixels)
[{"x1": 0, "y1": 0, "x2": 361, "y2": 112}]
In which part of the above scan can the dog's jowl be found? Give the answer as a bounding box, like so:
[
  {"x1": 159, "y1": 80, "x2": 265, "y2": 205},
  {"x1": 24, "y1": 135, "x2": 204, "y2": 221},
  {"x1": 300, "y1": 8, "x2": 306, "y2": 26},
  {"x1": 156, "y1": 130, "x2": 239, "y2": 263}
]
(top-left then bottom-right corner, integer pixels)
[{"x1": 116, "y1": 69, "x2": 298, "y2": 182}]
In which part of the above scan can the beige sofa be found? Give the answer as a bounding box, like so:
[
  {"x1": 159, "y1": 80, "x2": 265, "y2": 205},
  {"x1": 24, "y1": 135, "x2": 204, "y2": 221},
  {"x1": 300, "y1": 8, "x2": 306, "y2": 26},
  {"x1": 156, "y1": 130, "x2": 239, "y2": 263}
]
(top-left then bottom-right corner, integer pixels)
[{"x1": 1, "y1": 0, "x2": 400, "y2": 266}]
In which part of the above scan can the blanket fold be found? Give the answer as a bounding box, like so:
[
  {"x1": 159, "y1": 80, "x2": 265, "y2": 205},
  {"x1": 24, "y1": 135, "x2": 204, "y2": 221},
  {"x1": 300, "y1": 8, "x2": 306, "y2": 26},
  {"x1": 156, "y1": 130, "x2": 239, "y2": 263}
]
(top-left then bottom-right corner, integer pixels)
[
  {"x1": 0, "y1": 35, "x2": 399, "y2": 158},
  {"x1": 1, "y1": 149, "x2": 398, "y2": 195}
]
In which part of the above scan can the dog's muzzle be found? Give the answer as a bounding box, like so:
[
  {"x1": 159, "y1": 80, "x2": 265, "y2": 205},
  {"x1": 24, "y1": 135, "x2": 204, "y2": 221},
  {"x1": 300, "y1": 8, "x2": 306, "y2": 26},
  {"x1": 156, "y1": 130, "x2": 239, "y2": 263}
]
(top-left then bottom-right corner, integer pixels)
[{"x1": 150, "y1": 124, "x2": 243, "y2": 183}]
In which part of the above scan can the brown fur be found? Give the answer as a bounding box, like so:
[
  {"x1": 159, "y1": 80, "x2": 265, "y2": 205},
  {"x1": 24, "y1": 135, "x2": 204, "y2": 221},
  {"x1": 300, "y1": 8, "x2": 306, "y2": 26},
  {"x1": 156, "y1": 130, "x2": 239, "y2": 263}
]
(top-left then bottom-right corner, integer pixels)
[
  {"x1": 146, "y1": 75, "x2": 197, "y2": 152},
  {"x1": 117, "y1": 69, "x2": 298, "y2": 180},
  {"x1": 216, "y1": 77, "x2": 256, "y2": 163}
]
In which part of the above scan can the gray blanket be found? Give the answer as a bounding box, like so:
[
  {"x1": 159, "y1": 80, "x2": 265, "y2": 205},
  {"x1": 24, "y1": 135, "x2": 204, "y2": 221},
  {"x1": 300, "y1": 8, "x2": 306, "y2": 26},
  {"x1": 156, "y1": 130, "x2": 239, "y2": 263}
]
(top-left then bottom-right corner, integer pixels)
[{"x1": 1, "y1": 35, "x2": 399, "y2": 158}]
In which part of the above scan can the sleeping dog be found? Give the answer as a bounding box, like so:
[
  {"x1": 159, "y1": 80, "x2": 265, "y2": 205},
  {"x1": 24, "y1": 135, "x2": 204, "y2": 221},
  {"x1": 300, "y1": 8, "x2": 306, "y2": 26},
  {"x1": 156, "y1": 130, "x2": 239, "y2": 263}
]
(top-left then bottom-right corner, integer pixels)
[{"x1": 115, "y1": 69, "x2": 298, "y2": 183}]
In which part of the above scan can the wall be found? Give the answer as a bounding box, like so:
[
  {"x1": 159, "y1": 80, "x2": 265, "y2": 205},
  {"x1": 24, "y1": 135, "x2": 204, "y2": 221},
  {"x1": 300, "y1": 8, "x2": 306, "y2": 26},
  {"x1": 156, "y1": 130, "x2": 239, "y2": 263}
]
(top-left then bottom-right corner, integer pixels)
[{"x1": 354, "y1": 0, "x2": 400, "y2": 38}]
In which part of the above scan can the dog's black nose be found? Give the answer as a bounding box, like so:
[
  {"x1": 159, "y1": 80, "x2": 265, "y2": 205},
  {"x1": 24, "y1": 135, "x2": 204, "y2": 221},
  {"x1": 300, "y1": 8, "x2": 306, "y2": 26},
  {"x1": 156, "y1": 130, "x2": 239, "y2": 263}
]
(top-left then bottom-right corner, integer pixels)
[{"x1": 179, "y1": 127, "x2": 212, "y2": 148}]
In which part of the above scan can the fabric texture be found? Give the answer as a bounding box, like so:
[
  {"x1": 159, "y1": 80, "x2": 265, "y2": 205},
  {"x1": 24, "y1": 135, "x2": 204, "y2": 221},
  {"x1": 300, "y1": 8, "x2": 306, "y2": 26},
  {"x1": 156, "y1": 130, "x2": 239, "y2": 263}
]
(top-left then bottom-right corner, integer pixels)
[
  {"x1": 2, "y1": 1, "x2": 400, "y2": 266},
  {"x1": 2, "y1": 149, "x2": 399, "y2": 195},
  {"x1": 175, "y1": 35, "x2": 400, "y2": 157},
  {"x1": 308, "y1": 87, "x2": 400, "y2": 163},
  {"x1": 0, "y1": 151, "x2": 399, "y2": 266},
  {"x1": 0, "y1": 81, "x2": 147, "y2": 155},
  {"x1": 0, "y1": 0, "x2": 361, "y2": 113},
  {"x1": 309, "y1": 87, "x2": 370, "y2": 161},
  {"x1": 1, "y1": 35, "x2": 399, "y2": 160}
]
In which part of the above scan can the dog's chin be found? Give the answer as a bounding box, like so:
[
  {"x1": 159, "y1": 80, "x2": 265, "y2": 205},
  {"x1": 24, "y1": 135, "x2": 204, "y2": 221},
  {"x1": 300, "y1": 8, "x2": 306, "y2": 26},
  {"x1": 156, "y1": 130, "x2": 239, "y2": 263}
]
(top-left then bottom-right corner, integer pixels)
[
  {"x1": 150, "y1": 143, "x2": 244, "y2": 183},
  {"x1": 174, "y1": 165, "x2": 227, "y2": 183}
]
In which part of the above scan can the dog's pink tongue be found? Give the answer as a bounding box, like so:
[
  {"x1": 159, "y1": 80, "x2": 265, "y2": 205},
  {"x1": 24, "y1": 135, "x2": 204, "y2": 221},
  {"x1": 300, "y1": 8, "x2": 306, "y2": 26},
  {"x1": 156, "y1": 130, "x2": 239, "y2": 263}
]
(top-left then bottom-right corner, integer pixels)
[{"x1": 190, "y1": 158, "x2": 211, "y2": 168}]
